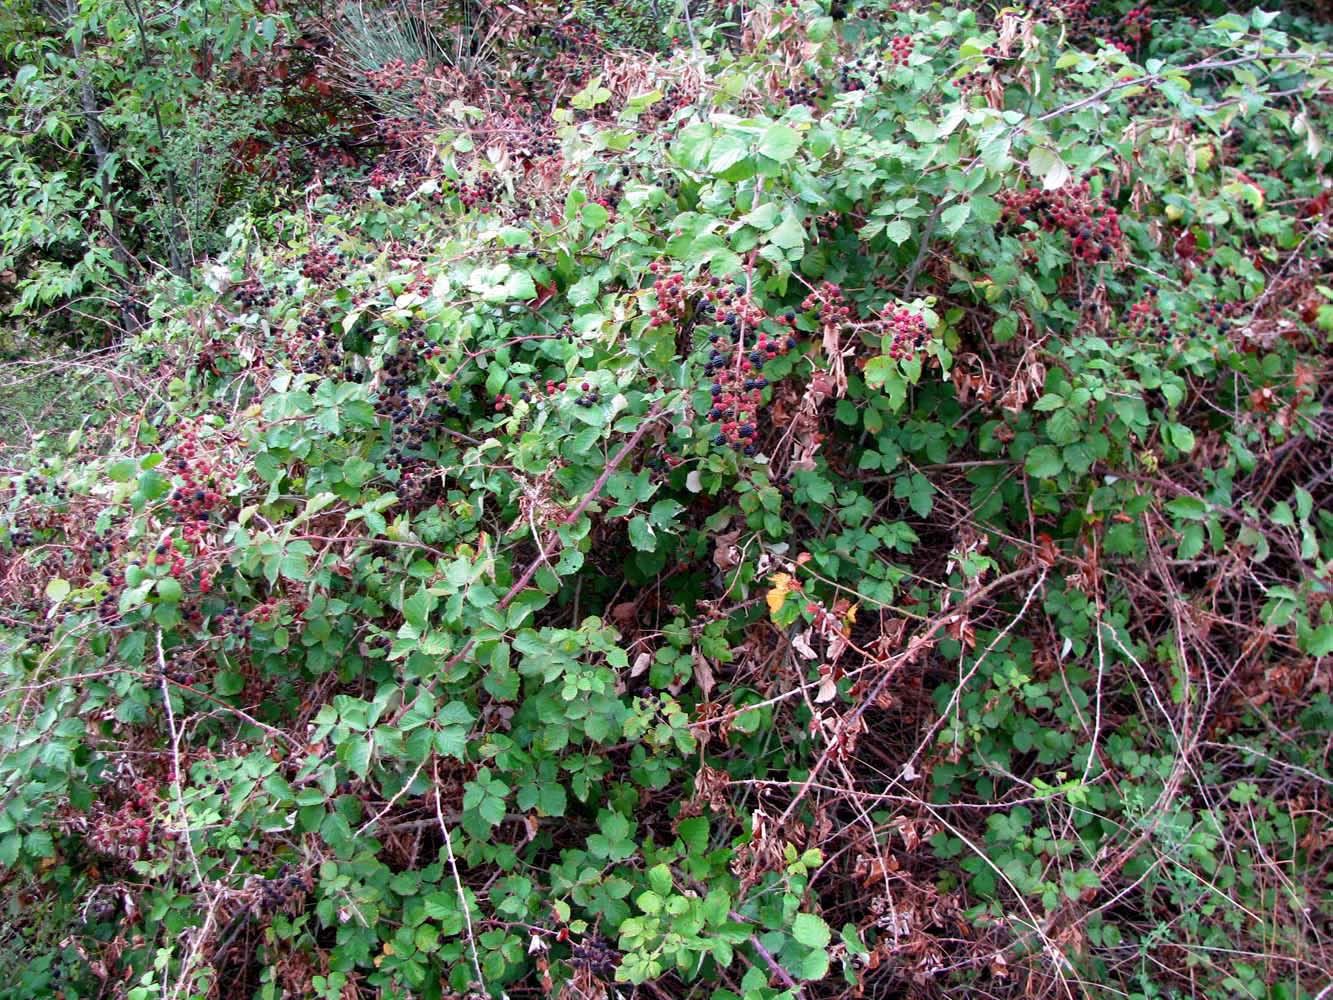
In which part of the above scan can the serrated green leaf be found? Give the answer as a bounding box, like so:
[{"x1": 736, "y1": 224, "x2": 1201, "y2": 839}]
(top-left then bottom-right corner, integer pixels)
[
  {"x1": 1026, "y1": 445, "x2": 1064, "y2": 479},
  {"x1": 757, "y1": 123, "x2": 801, "y2": 162},
  {"x1": 791, "y1": 912, "x2": 831, "y2": 949}
]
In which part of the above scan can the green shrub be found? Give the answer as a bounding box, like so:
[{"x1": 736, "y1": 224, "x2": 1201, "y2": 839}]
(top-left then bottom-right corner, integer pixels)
[{"x1": 2, "y1": 2, "x2": 1331, "y2": 999}]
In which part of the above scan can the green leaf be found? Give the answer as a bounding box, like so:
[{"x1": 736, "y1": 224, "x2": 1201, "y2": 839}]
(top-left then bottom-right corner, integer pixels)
[
  {"x1": 894, "y1": 473, "x2": 935, "y2": 518},
  {"x1": 138, "y1": 469, "x2": 169, "y2": 500},
  {"x1": 798, "y1": 948, "x2": 830, "y2": 980},
  {"x1": 757, "y1": 123, "x2": 802, "y2": 162},
  {"x1": 568, "y1": 275, "x2": 601, "y2": 306},
  {"x1": 1165, "y1": 496, "x2": 1209, "y2": 521},
  {"x1": 791, "y1": 912, "x2": 831, "y2": 949},
  {"x1": 582, "y1": 203, "x2": 610, "y2": 230},
  {"x1": 768, "y1": 215, "x2": 806, "y2": 250},
  {"x1": 1166, "y1": 423, "x2": 1196, "y2": 453},
  {"x1": 1025, "y1": 445, "x2": 1064, "y2": 479},
  {"x1": 345, "y1": 738, "x2": 373, "y2": 779},
  {"x1": 707, "y1": 133, "x2": 750, "y2": 175},
  {"x1": 671, "y1": 123, "x2": 712, "y2": 170},
  {"x1": 215, "y1": 671, "x2": 246, "y2": 696},
  {"x1": 1028, "y1": 146, "x2": 1071, "y2": 190},
  {"x1": 628, "y1": 516, "x2": 656, "y2": 552},
  {"x1": 743, "y1": 203, "x2": 780, "y2": 229},
  {"x1": 648, "y1": 863, "x2": 672, "y2": 896},
  {"x1": 1303, "y1": 623, "x2": 1333, "y2": 656},
  {"x1": 23, "y1": 828, "x2": 54, "y2": 859},
  {"x1": 45, "y1": 577, "x2": 70, "y2": 602},
  {"x1": 884, "y1": 219, "x2": 912, "y2": 245},
  {"x1": 403, "y1": 587, "x2": 437, "y2": 630},
  {"x1": 155, "y1": 577, "x2": 182, "y2": 604},
  {"x1": 677, "y1": 816, "x2": 709, "y2": 854},
  {"x1": 940, "y1": 201, "x2": 971, "y2": 234}
]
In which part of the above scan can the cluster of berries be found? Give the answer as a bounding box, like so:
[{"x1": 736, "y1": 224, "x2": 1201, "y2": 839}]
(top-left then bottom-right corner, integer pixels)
[
  {"x1": 367, "y1": 160, "x2": 444, "y2": 206},
  {"x1": 512, "y1": 130, "x2": 561, "y2": 163},
  {"x1": 510, "y1": 377, "x2": 601, "y2": 410},
  {"x1": 1303, "y1": 189, "x2": 1332, "y2": 220},
  {"x1": 574, "y1": 381, "x2": 602, "y2": 408},
  {"x1": 545, "y1": 21, "x2": 602, "y2": 52},
  {"x1": 395, "y1": 459, "x2": 446, "y2": 509},
  {"x1": 292, "y1": 312, "x2": 345, "y2": 376},
  {"x1": 647, "y1": 262, "x2": 690, "y2": 328},
  {"x1": 709, "y1": 283, "x2": 775, "y2": 335},
  {"x1": 1025, "y1": 0, "x2": 1092, "y2": 18},
  {"x1": 803, "y1": 281, "x2": 854, "y2": 332},
  {"x1": 233, "y1": 281, "x2": 275, "y2": 311},
  {"x1": 459, "y1": 173, "x2": 500, "y2": 211},
  {"x1": 151, "y1": 540, "x2": 188, "y2": 581},
  {"x1": 90, "y1": 529, "x2": 126, "y2": 574},
  {"x1": 837, "y1": 55, "x2": 886, "y2": 92},
  {"x1": 379, "y1": 329, "x2": 450, "y2": 468},
  {"x1": 1124, "y1": 287, "x2": 1173, "y2": 341},
  {"x1": 887, "y1": 34, "x2": 914, "y2": 66},
  {"x1": 23, "y1": 618, "x2": 54, "y2": 647},
  {"x1": 6, "y1": 476, "x2": 61, "y2": 548},
  {"x1": 251, "y1": 867, "x2": 309, "y2": 915},
  {"x1": 165, "y1": 428, "x2": 233, "y2": 532},
  {"x1": 301, "y1": 245, "x2": 338, "y2": 282},
  {"x1": 1120, "y1": 6, "x2": 1153, "y2": 47},
  {"x1": 212, "y1": 604, "x2": 253, "y2": 642},
  {"x1": 643, "y1": 441, "x2": 686, "y2": 475},
  {"x1": 367, "y1": 164, "x2": 398, "y2": 190},
  {"x1": 643, "y1": 86, "x2": 690, "y2": 126},
  {"x1": 1195, "y1": 300, "x2": 1242, "y2": 341},
  {"x1": 392, "y1": 383, "x2": 463, "y2": 469},
  {"x1": 589, "y1": 184, "x2": 620, "y2": 221},
  {"x1": 697, "y1": 287, "x2": 802, "y2": 456},
  {"x1": 88, "y1": 782, "x2": 159, "y2": 859},
  {"x1": 852, "y1": 2, "x2": 911, "y2": 16},
  {"x1": 195, "y1": 336, "x2": 240, "y2": 376},
  {"x1": 253, "y1": 596, "x2": 296, "y2": 626},
  {"x1": 513, "y1": 377, "x2": 556, "y2": 407},
  {"x1": 97, "y1": 569, "x2": 123, "y2": 622},
  {"x1": 955, "y1": 45, "x2": 1006, "y2": 96},
  {"x1": 157, "y1": 653, "x2": 204, "y2": 686},
  {"x1": 493, "y1": 392, "x2": 514, "y2": 413},
  {"x1": 881, "y1": 308, "x2": 930, "y2": 359},
  {"x1": 570, "y1": 935, "x2": 619, "y2": 979},
  {"x1": 781, "y1": 76, "x2": 826, "y2": 106},
  {"x1": 803, "y1": 282, "x2": 930, "y2": 359},
  {"x1": 20, "y1": 473, "x2": 69, "y2": 503},
  {"x1": 999, "y1": 182, "x2": 1123, "y2": 263},
  {"x1": 1024, "y1": 0, "x2": 1147, "y2": 54}
]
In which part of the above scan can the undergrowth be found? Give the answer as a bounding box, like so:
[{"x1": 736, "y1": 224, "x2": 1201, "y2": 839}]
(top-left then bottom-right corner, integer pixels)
[{"x1": 2, "y1": 2, "x2": 1332, "y2": 999}]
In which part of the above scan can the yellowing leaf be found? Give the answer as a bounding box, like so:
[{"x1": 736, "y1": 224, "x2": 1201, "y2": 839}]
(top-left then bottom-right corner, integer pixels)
[{"x1": 766, "y1": 573, "x2": 794, "y2": 616}]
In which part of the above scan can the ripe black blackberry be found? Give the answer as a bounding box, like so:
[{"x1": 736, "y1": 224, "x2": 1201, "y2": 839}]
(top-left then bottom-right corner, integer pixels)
[{"x1": 571, "y1": 935, "x2": 619, "y2": 979}]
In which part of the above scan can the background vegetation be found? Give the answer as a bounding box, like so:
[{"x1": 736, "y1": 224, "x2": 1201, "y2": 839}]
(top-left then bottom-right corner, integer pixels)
[{"x1": 2, "y1": 1, "x2": 1331, "y2": 998}]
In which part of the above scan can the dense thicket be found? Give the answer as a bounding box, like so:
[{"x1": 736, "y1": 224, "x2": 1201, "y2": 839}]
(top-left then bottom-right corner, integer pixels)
[{"x1": 2, "y1": 2, "x2": 1331, "y2": 999}]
